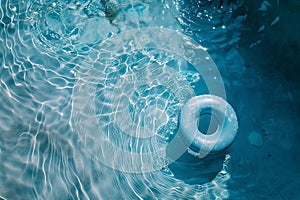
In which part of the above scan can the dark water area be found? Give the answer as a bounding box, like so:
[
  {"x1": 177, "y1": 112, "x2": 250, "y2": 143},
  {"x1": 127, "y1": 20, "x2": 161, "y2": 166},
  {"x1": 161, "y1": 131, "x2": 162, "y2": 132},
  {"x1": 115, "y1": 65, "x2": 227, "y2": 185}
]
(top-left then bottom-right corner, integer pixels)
[{"x1": 226, "y1": 1, "x2": 300, "y2": 198}]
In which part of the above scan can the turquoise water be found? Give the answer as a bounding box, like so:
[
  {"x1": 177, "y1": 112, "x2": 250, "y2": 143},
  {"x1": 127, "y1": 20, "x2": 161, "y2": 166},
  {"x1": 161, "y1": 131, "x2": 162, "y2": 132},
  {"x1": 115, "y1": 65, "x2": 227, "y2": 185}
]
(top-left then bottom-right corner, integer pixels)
[{"x1": 1, "y1": 0, "x2": 300, "y2": 199}]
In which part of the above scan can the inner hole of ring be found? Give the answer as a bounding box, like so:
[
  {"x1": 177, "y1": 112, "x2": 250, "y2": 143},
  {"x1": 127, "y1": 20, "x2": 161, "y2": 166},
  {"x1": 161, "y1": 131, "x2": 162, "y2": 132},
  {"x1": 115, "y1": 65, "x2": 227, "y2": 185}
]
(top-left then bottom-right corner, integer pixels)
[{"x1": 197, "y1": 108, "x2": 220, "y2": 135}]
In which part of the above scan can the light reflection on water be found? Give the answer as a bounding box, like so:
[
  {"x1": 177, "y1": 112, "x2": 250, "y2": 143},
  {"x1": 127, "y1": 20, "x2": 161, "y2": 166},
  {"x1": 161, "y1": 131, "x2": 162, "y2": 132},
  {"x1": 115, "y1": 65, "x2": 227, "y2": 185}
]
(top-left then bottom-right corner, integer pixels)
[{"x1": 1, "y1": 0, "x2": 300, "y2": 199}]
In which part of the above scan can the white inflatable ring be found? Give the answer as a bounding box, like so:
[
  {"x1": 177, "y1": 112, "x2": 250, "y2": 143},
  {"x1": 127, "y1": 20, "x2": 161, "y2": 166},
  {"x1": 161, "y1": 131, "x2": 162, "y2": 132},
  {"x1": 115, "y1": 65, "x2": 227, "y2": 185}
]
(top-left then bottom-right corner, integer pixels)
[{"x1": 179, "y1": 94, "x2": 238, "y2": 153}]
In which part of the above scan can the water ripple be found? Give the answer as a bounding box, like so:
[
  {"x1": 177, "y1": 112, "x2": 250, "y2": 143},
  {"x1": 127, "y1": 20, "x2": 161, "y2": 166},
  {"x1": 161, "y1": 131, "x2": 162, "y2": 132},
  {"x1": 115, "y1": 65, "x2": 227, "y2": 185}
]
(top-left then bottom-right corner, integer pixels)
[{"x1": 1, "y1": 0, "x2": 232, "y2": 199}]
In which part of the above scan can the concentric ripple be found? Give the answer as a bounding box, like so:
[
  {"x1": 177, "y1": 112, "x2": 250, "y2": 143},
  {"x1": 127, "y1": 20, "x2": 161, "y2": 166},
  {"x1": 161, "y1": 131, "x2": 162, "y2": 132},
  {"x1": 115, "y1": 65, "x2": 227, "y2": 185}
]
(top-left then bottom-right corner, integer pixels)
[
  {"x1": 72, "y1": 27, "x2": 226, "y2": 173},
  {"x1": 27, "y1": 0, "x2": 118, "y2": 55},
  {"x1": 96, "y1": 57, "x2": 193, "y2": 141}
]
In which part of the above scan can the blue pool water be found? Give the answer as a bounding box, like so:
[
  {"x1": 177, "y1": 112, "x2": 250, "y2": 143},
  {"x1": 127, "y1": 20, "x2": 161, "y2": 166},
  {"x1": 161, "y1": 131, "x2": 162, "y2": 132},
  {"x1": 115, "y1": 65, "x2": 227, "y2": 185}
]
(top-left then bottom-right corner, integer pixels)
[{"x1": 1, "y1": 0, "x2": 300, "y2": 199}]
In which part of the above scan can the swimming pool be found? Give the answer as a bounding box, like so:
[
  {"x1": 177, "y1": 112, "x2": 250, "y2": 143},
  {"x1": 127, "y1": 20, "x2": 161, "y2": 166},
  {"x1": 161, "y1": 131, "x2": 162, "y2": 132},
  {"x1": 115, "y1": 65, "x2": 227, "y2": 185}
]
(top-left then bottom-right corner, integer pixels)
[{"x1": 1, "y1": 0, "x2": 299, "y2": 199}]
